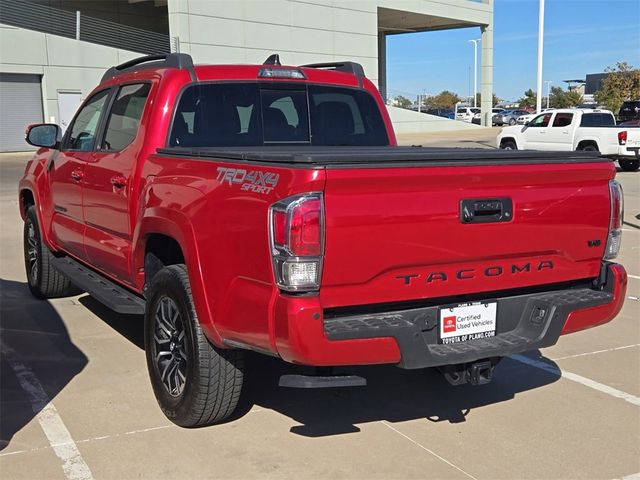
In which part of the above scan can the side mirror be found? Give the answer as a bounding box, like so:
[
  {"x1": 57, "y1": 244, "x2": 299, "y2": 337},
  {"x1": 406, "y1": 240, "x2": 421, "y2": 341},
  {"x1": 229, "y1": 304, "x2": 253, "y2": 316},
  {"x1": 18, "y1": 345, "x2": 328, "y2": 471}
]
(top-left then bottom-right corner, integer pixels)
[
  {"x1": 26, "y1": 124, "x2": 60, "y2": 149},
  {"x1": 524, "y1": 121, "x2": 531, "y2": 127}
]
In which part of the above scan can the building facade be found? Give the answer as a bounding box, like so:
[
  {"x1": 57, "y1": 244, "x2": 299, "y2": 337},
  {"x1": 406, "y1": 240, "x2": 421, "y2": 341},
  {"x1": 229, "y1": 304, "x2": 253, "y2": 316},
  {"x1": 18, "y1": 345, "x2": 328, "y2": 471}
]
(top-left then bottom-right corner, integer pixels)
[{"x1": 0, "y1": 0, "x2": 494, "y2": 151}]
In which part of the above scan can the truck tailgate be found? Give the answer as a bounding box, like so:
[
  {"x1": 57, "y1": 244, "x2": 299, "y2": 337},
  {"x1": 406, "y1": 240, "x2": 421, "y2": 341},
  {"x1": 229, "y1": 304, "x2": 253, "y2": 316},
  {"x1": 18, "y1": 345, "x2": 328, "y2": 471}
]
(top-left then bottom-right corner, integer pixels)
[{"x1": 320, "y1": 161, "x2": 614, "y2": 308}]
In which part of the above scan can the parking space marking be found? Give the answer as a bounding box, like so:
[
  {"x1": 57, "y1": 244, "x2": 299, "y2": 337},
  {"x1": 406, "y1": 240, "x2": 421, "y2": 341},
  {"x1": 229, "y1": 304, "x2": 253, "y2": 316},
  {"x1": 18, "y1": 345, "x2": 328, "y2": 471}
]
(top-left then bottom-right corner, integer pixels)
[
  {"x1": 382, "y1": 421, "x2": 478, "y2": 480},
  {"x1": 1, "y1": 342, "x2": 94, "y2": 480},
  {"x1": 627, "y1": 274, "x2": 640, "y2": 280},
  {"x1": 551, "y1": 344, "x2": 639, "y2": 361},
  {"x1": 512, "y1": 354, "x2": 640, "y2": 407}
]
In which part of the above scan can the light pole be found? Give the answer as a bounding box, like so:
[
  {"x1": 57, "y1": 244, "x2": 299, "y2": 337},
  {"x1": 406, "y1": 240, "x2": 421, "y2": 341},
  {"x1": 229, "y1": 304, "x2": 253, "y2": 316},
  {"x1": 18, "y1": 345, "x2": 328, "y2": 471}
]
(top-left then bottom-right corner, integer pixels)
[
  {"x1": 469, "y1": 39, "x2": 481, "y2": 108},
  {"x1": 544, "y1": 80, "x2": 552, "y2": 109},
  {"x1": 536, "y1": 0, "x2": 545, "y2": 113}
]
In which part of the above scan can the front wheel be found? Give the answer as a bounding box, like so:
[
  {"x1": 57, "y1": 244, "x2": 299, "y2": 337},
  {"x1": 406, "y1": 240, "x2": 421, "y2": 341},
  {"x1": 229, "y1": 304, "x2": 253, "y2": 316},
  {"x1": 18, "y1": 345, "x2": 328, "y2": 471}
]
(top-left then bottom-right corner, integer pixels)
[
  {"x1": 500, "y1": 140, "x2": 517, "y2": 150},
  {"x1": 144, "y1": 264, "x2": 244, "y2": 427},
  {"x1": 619, "y1": 158, "x2": 640, "y2": 172},
  {"x1": 23, "y1": 206, "x2": 79, "y2": 298},
  {"x1": 508, "y1": 118, "x2": 516, "y2": 126}
]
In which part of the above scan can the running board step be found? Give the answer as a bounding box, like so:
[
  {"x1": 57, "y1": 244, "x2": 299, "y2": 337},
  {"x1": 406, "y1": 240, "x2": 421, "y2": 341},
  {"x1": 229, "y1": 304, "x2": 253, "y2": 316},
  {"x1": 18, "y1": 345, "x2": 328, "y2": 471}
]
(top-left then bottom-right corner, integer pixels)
[
  {"x1": 279, "y1": 374, "x2": 367, "y2": 388},
  {"x1": 51, "y1": 256, "x2": 145, "y2": 315}
]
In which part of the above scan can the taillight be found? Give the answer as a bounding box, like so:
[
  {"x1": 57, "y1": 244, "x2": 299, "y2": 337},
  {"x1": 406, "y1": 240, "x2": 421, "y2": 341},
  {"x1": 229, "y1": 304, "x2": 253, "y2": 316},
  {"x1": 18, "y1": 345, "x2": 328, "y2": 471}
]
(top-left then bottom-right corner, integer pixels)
[
  {"x1": 269, "y1": 193, "x2": 324, "y2": 292},
  {"x1": 604, "y1": 180, "x2": 624, "y2": 260},
  {"x1": 618, "y1": 131, "x2": 627, "y2": 145}
]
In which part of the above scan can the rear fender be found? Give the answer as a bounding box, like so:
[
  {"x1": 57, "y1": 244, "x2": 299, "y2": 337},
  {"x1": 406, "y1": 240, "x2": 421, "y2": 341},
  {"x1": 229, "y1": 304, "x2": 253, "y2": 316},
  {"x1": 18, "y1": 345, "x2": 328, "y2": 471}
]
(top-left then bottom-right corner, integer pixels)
[{"x1": 134, "y1": 208, "x2": 223, "y2": 346}]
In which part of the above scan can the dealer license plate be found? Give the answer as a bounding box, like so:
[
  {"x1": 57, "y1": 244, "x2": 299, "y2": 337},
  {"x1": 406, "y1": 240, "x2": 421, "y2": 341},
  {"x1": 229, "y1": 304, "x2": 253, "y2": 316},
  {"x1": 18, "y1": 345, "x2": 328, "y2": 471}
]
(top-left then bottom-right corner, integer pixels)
[{"x1": 438, "y1": 301, "x2": 497, "y2": 344}]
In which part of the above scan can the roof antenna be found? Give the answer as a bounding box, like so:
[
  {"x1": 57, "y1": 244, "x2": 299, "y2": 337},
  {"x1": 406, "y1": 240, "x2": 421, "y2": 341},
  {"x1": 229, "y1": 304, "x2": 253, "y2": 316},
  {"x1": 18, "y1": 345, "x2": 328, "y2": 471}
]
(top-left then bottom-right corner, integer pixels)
[{"x1": 263, "y1": 54, "x2": 281, "y2": 66}]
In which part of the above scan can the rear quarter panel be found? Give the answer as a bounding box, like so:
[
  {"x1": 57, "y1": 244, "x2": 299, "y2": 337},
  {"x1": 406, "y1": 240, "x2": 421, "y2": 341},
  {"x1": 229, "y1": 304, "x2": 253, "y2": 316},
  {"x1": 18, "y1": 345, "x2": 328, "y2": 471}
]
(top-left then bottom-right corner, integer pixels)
[{"x1": 138, "y1": 155, "x2": 325, "y2": 349}]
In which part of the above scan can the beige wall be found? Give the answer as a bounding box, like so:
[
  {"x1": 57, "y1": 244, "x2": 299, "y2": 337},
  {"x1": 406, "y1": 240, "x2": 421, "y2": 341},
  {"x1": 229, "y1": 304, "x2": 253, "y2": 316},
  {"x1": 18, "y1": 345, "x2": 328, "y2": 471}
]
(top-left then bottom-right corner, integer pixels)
[
  {"x1": 0, "y1": 23, "x2": 139, "y2": 124},
  {"x1": 167, "y1": 0, "x2": 380, "y2": 84}
]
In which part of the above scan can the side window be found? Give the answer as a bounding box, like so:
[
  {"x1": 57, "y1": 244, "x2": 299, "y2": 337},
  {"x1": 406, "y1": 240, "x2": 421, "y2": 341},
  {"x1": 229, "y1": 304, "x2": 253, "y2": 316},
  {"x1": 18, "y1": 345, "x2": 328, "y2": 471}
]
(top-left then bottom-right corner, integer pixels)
[
  {"x1": 65, "y1": 90, "x2": 110, "y2": 151},
  {"x1": 552, "y1": 113, "x2": 574, "y2": 127},
  {"x1": 529, "y1": 113, "x2": 552, "y2": 127},
  {"x1": 101, "y1": 83, "x2": 151, "y2": 151}
]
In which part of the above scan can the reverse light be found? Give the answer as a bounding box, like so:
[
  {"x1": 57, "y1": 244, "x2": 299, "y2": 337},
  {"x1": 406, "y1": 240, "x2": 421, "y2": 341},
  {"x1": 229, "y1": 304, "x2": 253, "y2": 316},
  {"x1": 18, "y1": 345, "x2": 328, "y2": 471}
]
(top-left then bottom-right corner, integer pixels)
[
  {"x1": 258, "y1": 68, "x2": 306, "y2": 79},
  {"x1": 269, "y1": 193, "x2": 324, "y2": 292},
  {"x1": 604, "y1": 180, "x2": 624, "y2": 260},
  {"x1": 618, "y1": 131, "x2": 627, "y2": 145}
]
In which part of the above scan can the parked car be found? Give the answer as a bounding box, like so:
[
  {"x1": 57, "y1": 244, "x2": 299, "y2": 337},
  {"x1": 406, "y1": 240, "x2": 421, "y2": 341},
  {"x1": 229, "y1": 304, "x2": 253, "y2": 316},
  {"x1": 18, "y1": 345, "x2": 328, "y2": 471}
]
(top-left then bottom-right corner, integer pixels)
[
  {"x1": 472, "y1": 108, "x2": 506, "y2": 125},
  {"x1": 516, "y1": 108, "x2": 554, "y2": 125},
  {"x1": 494, "y1": 109, "x2": 529, "y2": 126},
  {"x1": 425, "y1": 108, "x2": 455, "y2": 119},
  {"x1": 620, "y1": 119, "x2": 640, "y2": 126},
  {"x1": 618, "y1": 100, "x2": 640, "y2": 123},
  {"x1": 20, "y1": 54, "x2": 628, "y2": 427},
  {"x1": 456, "y1": 106, "x2": 480, "y2": 122},
  {"x1": 497, "y1": 108, "x2": 640, "y2": 171}
]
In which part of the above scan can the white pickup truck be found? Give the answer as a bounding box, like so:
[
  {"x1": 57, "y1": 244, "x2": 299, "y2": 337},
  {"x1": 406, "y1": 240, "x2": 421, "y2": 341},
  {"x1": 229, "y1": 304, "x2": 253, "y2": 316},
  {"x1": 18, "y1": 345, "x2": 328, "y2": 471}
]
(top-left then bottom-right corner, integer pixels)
[{"x1": 497, "y1": 108, "x2": 640, "y2": 171}]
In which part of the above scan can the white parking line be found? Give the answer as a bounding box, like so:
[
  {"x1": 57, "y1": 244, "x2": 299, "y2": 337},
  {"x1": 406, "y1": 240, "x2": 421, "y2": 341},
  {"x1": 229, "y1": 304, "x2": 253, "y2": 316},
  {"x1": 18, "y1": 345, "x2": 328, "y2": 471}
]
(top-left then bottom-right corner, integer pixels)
[
  {"x1": 551, "y1": 344, "x2": 639, "y2": 361},
  {"x1": 512, "y1": 354, "x2": 640, "y2": 407},
  {"x1": 627, "y1": 274, "x2": 640, "y2": 280},
  {"x1": 1, "y1": 342, "x2": 94, "y2": 480},
  {"x1": 382, "y1": 421, "x2": 478, "y2": 480}
]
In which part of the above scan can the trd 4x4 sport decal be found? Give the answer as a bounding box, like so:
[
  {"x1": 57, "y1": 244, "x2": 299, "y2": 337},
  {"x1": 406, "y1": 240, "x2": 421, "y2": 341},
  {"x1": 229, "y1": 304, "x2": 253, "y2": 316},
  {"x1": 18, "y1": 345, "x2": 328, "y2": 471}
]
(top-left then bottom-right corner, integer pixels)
[{"x1": 216, "y1": 167, "x2": 279, "y2": 194}]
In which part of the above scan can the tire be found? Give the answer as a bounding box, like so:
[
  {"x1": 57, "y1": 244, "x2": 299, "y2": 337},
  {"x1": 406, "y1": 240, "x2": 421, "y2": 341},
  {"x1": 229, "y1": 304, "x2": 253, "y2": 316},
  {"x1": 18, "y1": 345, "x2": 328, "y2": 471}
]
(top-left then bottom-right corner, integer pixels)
[
  {"x1": 144, "y1": 264, "x2": 244, "y2": 427},
  {"x1": 580, "y1": 144, "x2": 599, "y2": 152},
  {"x1": 509, "y1": 118, "x2": 516, "y2": 126},
  {"x1": 23, "y1": 206, "x2": 78, "y2": 298},
  {"x1": 619, "y1": 158, "x2": 639, "y2": 172},
  {"x1": 501, "y1": 140, "x2": 517, "y2": 150}
]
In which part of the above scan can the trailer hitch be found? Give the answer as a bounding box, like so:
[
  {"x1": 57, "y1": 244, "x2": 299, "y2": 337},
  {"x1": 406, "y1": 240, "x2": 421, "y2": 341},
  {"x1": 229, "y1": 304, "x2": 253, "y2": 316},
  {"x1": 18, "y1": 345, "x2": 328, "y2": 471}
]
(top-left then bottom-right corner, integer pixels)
[{"x1": 439, "y1": 358, "x2": 501, "y2": 386}]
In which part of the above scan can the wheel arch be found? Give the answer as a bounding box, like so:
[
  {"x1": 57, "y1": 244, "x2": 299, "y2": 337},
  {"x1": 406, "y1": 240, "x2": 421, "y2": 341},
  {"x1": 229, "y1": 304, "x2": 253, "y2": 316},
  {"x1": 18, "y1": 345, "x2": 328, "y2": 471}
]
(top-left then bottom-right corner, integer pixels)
[
  {"x1": 576, "y1": 139, "x2": 599, "y2": 151},
  {"x1": 134, "y1": 212, "x2": 223, "y2": 346},
  {"x1": 500, "y1": 137, "x2": 518, "y2": 149}
]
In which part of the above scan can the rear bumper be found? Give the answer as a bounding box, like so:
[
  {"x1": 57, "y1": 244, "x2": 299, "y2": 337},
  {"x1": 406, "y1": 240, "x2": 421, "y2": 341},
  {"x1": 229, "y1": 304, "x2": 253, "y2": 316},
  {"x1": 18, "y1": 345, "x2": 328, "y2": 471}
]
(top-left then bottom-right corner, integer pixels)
[{"x1": 273, "y1": 263, "x2": 627, "y2": 369}]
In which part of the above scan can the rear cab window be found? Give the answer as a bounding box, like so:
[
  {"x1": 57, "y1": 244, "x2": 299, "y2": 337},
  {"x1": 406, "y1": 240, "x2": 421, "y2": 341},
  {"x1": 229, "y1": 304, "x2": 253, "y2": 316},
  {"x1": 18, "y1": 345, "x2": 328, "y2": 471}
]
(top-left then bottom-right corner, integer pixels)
[{"x1": 168, "y1": 83, "x2": 389, "y2": 147}]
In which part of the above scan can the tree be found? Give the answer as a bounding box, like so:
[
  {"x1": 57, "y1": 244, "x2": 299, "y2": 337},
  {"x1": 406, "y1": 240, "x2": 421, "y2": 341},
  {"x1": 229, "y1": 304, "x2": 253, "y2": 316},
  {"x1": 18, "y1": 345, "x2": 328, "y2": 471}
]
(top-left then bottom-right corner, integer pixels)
[
  {"x1": 594, "y1": 62, "x2": 640, "y2": 113},
  {"x1": 393, "y1": 95, "x2": 412, "y2": 109},
  {"x1": 423, "y1": 90, "x2": 460, "y2": 109},
  {"x1": 518, "y1": 89, "x2": 537, "y2": 108},
  {"x1": 475, "y1": 93, "x2": 502, "y2": 107},
  {"x1": 549, "y1": 86, "x2": 583, "y2": 108}
]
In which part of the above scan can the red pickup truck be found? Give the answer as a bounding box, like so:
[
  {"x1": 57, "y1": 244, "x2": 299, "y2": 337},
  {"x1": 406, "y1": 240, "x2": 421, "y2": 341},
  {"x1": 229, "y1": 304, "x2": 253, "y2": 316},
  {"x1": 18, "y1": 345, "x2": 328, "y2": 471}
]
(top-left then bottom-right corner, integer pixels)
[{"x1": 20, "y1": 54, "x2": 627, "y2": 427}]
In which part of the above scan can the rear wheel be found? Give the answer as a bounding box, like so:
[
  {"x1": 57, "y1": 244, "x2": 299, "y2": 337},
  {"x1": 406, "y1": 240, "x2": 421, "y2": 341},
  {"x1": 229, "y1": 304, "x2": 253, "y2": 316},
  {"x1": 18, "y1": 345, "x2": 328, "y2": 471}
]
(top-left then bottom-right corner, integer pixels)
[
  {"x1": 579, "y1": 144, "x2": 599, "y2": 152},
  {"x1": 145, "y1": 264, "x2": 244, "y2": 427},
  {"x1": 23, "y1": 206, "x2": 78, "y2": 298},
  {"x1": 619, "y1": 158, "x2": 640, "y2": 172},
  {"x1": 501, "y1": 140, "x2": 517, "y2": 150}
]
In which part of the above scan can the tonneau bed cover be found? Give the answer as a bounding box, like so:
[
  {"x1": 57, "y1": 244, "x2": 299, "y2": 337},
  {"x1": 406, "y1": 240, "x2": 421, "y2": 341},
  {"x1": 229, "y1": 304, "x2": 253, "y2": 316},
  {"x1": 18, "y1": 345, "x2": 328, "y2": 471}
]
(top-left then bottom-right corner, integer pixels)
[{"x1": 156, "y1": 146, "x2": 605, "y2": 167}]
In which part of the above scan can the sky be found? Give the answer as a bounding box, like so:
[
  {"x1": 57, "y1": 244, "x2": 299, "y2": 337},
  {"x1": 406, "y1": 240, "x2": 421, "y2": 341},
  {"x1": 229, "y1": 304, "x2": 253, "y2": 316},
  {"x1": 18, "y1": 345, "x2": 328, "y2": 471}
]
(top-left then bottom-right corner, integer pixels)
[{"x1": 385, "y1": 0, "x2": 640, "y2": 103}]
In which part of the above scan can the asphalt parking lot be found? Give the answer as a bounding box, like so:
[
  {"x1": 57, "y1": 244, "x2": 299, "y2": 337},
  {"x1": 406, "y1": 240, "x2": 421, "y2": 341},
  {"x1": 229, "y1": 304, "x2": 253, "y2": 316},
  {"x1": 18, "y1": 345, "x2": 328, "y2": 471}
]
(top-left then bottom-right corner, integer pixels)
[{"x1": 1, "y1": 139, "x2": 639, "y2": 479}]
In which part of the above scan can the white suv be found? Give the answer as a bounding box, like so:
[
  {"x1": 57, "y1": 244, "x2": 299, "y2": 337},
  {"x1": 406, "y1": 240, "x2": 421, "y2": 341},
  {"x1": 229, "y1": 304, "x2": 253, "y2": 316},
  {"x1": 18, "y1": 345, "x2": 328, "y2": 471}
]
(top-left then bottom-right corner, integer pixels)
[{"x1": 456, "y1": 106, "x2": 480, "y2": 123}]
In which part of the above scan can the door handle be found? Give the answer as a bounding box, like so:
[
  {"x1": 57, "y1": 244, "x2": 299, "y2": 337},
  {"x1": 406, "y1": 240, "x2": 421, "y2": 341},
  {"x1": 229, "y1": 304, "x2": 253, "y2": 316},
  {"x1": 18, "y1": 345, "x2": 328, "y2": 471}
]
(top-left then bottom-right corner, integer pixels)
[
  {"x1": 110, "y1": 175, "x2": 127, "y2": 188},
  {"x1": 70, "y1": 170, "x2": 84, "y2": 182}
]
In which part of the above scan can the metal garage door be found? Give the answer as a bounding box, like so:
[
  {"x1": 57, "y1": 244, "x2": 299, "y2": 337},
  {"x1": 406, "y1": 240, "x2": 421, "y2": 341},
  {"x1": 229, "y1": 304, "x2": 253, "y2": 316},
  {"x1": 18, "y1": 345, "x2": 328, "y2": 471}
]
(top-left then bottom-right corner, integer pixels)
[{"x1": 0, "y1": 73, "x2": 44, "y2": 151}]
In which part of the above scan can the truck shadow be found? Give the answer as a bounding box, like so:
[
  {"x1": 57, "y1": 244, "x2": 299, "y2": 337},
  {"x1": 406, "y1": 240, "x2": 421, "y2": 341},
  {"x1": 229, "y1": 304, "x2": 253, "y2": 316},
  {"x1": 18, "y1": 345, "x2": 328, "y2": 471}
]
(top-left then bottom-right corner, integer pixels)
[
  {"x1": 0, "y1": 279, "x2": 88, "y2": 451},
  {"x1": 240, "y1": 352, "x2": 560, "y2": 436},
  {"x1": 78, "y1": 296, "x2": 561, "y2": 437}
]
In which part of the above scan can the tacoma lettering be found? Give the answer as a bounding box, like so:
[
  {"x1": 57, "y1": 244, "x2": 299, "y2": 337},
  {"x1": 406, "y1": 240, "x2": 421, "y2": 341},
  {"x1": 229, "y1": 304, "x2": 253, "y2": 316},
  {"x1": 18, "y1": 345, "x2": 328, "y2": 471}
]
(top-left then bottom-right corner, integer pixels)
[{"x1": 395, "y1": 261, "x2": 554, "y2": 285}]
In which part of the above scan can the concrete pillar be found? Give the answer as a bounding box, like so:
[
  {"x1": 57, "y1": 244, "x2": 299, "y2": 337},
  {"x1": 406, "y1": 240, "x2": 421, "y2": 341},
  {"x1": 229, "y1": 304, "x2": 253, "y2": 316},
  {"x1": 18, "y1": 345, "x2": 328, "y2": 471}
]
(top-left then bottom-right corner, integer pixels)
[
  {"x1": 480, "y1": 14, "x2": 494, "y2": 126},
  {"x1": 377, "y1": 32, "x2": 387, "y2": 102}
]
